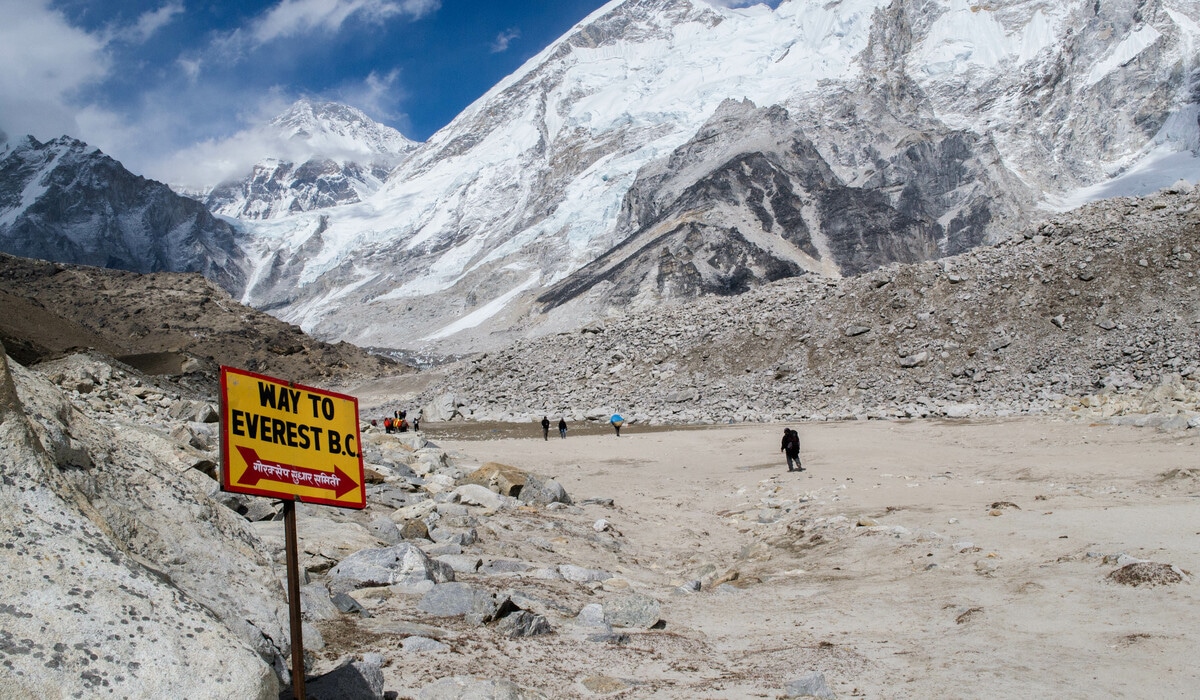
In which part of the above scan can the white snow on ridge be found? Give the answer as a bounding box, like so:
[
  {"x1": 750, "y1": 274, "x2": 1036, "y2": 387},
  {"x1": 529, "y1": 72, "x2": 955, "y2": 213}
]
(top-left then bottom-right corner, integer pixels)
[
  {"x1": 1051, "y1": 146, "x2": 1200, "y2": 210},
  {"x1": 419, "y1": 272, "x2": 541, "y2": 341},
  {"x1": 1085, "y1": 25, "x2": 1162, "y2": 87}
]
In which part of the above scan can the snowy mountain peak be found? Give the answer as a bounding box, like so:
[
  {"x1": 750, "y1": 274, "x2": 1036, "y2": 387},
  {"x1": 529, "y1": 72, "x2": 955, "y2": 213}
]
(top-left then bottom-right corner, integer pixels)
[
  {"x1": 268, "y1": 99, "x2": 417, "y2": 161},
  {"x1": 198, "y1": 100, "x2": 418, "y2": 220}
]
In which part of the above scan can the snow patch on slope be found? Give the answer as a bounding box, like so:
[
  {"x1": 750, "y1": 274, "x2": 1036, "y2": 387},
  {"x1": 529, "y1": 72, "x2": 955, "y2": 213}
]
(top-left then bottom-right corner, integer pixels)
[{"x1": 420, "y1": 272, "x2": 541, "y2": 341}]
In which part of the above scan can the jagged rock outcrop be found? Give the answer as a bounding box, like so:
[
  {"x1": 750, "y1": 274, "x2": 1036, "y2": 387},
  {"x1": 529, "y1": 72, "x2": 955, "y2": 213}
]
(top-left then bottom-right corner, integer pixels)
[
  {"x1": 0, "y1": 136, "x2": 247, "y2": 295},
  {"x1": 539, "y1": 98, "x2": 1019, "y2": 310},
  {"x1": 0, "y1": 347, "x2": 281, "y2": 697}
]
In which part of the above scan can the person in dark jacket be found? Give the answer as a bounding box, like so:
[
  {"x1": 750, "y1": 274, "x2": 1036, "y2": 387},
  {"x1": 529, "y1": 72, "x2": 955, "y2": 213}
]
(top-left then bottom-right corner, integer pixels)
[
  {"x1": 541, "y1": 416, "x2": 550, "y2": 440},
  {"x1": 781, "y1": 428, "x2": 803, "y2": 472},
  {"x1": 558, "y1": 417, "x2": 568, "y2": 439}
]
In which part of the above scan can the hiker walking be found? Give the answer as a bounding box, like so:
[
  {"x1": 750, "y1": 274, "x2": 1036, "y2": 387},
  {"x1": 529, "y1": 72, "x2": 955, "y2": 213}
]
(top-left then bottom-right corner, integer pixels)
[
  {"x1": 541, "y1": 416, "x2": 551, "y2": 441},
  {"x1": 780, "y1": 428, "x2": 803, "y2": 472},
  {"x1": 610, "y1": 413, "x2": 624, "y2": 437},
  {"x1": 558, "y1": 417, "x2": 567, "y2": 439}
]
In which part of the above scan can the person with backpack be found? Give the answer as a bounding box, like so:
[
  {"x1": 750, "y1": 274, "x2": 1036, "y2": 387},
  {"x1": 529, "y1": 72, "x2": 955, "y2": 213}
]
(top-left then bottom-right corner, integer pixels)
[
  {"x1": 541, "y1": 416, "x2": 551, "y2": 440},
  {"x1": 781, "y1": 428, "x2": 803, "y2": 472},
  {"x1": 558, "y1": 417, "x2": 568, "y2": 439}
]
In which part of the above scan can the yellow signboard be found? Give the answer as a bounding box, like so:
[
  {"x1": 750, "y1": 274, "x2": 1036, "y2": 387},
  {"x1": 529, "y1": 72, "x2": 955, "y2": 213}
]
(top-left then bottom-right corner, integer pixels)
[{"x1": 219, "y1": 366, "x2": 365, "y2": 509}]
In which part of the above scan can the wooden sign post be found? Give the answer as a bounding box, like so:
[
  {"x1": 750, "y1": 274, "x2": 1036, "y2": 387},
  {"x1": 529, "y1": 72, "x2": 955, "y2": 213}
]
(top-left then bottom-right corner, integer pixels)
[{"x1": 219, "y1": 367, "x2": 366, "y2": 699}]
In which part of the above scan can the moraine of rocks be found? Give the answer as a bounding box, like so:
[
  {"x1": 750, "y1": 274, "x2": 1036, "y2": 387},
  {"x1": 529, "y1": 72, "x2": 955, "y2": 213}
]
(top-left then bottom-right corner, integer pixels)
[{"x1": 416, "y1": 184, "x2": 1200, "y2": 429}]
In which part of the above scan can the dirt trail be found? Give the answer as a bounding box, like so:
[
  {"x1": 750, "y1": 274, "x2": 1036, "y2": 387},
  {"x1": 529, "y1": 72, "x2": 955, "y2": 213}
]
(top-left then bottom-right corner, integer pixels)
[{"x1": 415, "y1": 418, "x2": 1200, "y2": 698}]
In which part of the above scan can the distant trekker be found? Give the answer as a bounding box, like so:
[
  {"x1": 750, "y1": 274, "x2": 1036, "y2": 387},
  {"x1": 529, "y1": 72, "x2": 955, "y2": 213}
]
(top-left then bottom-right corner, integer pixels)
[
  {"x1": 558, "y1": 417, "x2": 567, "y2": 439},
  {"x1": 541, "y1": 416, "x2": 550, "y2": 441},
  {"x1": 610, "y1": 413, "x2": 624, "y2": 437},
  {"x1": 780, "y1": 428, "x2": 803, "y2": 472}
]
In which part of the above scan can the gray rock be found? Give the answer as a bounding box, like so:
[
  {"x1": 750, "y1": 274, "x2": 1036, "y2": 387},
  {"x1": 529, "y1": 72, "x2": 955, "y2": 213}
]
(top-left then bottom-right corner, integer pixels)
[
  {"x1": 362, "y1": 619, "x2": 449, "y2": 638},
  {"x1": 482, "y1": 559, "x2": 533, "y2": 575},
  {"x1": 559, "y1": 564, "x2": 612, "y2": 583},
  {"x1": 12, "y1": 356, "x2": 291, "y2": 684},
  {"x1": 328, "y1": 543, "x2": 454, "y2": 595},
  {"x1": 942, "y1": 403, "x2": 979, "y2": 419},
  {"x1": 332, "y1": 592, "x2": 369, "y2": 616},
  {"x1": 429, "y1": 526, "x2": 478, "y2": 546},
  {"x1": 302, "y1": 655, "x2": 385, "y2": 700},
  {"x1": 0, "y1": 352, "x2": 281, "y2": 698},
  {"x1": 575, "y1": 603, "x2": 610, "y2": 629},
  {"x1": 518, "y1": 474, "x2": 572, "y2": 505},
  {"x1": 455, "y1": 483, "x2": 508, "y2": 509},
  {"x1": 785, "y1": 671, "x2": 836, "y2": 699},
  {"x1": 603, "y1": 593, "x2": 662, "y2": 629},
  {"x1": 367, "y1": 516, "x2": 402, "y2": 544},
  {"x1": 301, "y1": 583, "x2": 342, "y2": 621},
  {"x1": 844, "y1": 325, "x2": 871, "y2": 337},
  {"x1": 417, "y1": 582, "x2": 508, "y2": 622},
  {"x1": 496, "y1": 610, "x2": 553, "y2": 637},
  {"x1": 402, "y1": 636, "x2": 450, "y2": 653}
]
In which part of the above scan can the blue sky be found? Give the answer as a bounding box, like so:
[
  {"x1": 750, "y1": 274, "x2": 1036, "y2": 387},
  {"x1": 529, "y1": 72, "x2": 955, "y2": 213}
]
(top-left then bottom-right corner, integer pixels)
[{"x1": 0, "y1": 0, "x2": 773, "y2": 183}]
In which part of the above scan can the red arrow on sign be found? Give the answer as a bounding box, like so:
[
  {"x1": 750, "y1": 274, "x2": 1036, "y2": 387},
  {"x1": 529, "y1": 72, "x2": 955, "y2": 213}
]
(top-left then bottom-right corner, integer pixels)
[{"x1": 236, "y1": 446, "x2": 359, "y2": 499}]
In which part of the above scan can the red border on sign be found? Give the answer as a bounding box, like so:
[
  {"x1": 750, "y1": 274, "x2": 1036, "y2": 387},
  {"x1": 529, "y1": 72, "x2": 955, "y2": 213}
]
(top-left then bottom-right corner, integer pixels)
[{"x1": 219, "y1": 366, "x2": 366, "y2": 509}]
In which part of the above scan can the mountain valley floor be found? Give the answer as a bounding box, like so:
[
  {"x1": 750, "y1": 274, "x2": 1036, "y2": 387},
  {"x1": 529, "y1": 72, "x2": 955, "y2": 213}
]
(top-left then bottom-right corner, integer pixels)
[{"x1": 378, "y1": 418, "x2": 1199, "y2": 698}]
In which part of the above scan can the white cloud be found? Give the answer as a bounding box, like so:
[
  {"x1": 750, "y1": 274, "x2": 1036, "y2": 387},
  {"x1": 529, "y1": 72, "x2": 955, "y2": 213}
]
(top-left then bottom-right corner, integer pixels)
[
  {"x1": 126, "y1": 1, "x2": 186, "y2": 44},
  {"x1": 146, "y1": 78, "x2": 412, "y2": 189},
  {"x1": 0, "y1": 0, "x2": 111, "y2": 142},
  {"x1": 252, "y1": 0, "x2": 440, "y2": 45},
  {"x1": 490, "y1": 28, "x2": 521, "y2": 54},
  {"x1": 338, "y1": 69, "x2": 406, "y2": 122}
]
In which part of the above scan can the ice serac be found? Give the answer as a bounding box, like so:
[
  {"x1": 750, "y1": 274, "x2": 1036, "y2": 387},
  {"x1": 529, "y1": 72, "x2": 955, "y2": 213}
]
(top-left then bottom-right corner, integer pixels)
[
  {"x1": 232, "y1": 0, "x2": 1200, "y2": 354},
  {"x1": 199, "y1": 100, "x2": 417, "y2": 220},
  {"x1": 0, "y1": 135, "x2": 247, "y2": 295}
]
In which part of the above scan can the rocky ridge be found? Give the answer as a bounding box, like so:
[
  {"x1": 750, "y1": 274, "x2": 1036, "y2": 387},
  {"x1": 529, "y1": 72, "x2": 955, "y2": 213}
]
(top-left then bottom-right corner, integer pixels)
[
  {"x1": 416, "y1": 183, "x2": 1200, "y2": 429},
  {"x1": 0, "y1": 136, "x2": 247, "y2": 294},
  {"x1": 0, "y1": 252, "x2": 403, "y2": 385}
]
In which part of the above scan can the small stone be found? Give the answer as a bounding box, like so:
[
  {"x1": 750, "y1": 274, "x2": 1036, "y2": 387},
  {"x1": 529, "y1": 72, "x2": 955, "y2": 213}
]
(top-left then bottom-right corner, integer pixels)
[{"x1": 785, "y1": 671, "x2": 835, "y2": 699}]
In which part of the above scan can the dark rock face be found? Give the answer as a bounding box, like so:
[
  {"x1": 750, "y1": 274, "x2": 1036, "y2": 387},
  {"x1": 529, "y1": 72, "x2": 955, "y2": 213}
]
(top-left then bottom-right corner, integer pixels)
[
  {"x1": 539, "y1": 100, "x2": 1011, "y2": 310},
  {"x1": 0, "y1": 136, "x2": 247, "y2": 295}
]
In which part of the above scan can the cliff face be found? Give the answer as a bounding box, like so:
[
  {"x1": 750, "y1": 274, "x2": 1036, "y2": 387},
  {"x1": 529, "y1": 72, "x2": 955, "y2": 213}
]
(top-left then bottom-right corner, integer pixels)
[{"x1": 0, "y1": 136, "x2": 248, "y2": 295}]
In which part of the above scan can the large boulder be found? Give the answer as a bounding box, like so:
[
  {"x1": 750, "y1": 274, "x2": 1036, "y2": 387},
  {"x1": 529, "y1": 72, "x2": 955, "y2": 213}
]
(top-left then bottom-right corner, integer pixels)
[
  {"x1": 0, "y1": 349, "x2": 279, "y2": 698},
  {"x1": 518, "y1": 474, "x2": 571, "y2": 506},
  {"x1": 14, "y1": 353, "x2": 292, "y2": 681},
  {"x1": 461, "y1": 462, "x2": 527, "y2": 498},
  {"x1": 422, "y1": 394, "x2": 460, "y2": 422},
  {"x1": 327, "y1": 543, "x2": 454, "y2": 594}
]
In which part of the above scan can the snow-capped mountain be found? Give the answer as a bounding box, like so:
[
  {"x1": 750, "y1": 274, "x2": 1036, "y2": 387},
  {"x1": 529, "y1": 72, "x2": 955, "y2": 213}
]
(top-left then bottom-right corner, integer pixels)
[
  {"x1": 229, "y1": 0, "x2": 1200, "y2": 356},
  {"x1": 0, "y1": 135, "x2": 247, "y2": 292},
  {"x1": 197, "y1": 100, "x2": 417, "y2": 220}
]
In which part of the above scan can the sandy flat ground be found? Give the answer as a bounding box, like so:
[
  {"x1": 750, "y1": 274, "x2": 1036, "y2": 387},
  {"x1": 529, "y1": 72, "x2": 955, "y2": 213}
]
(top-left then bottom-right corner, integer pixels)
[{"x1": 366, "y1": 418, "x2": 1199, "y2": 698}]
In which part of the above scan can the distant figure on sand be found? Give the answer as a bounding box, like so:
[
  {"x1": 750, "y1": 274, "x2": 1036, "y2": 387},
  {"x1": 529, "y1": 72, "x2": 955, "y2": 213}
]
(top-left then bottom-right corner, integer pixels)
[
  {"x1": 780, "y1": 428, "x2": 803, "y2": 472},
  {"x1": 558, "y1": 417, "x2": 567, "y2": 439},
  {"x1": 610, "y1": 413, "x2": 624, "y2": 437},
  {"x1": 541, "y1": 416, "x2": 551, "y2": 441}
]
